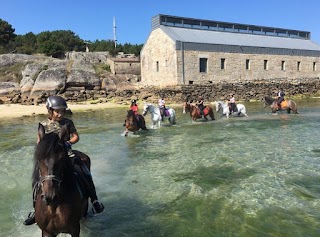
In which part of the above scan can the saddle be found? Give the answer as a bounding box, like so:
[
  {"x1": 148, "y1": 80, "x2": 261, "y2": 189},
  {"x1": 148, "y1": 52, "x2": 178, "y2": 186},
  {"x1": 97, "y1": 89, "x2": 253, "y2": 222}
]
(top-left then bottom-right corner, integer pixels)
[
  {"x1": 199, "y1": 106, "x2": 209, "y2": 116},
  {"x1": 278, "y1": 100, "x2": 288, "y2": 109},
  {"x1": 164, "y1": 108, "x2": 170, "y2": 117},
  {"x1": 229, "y1": 104, "x2": 238, "y2": 112}
]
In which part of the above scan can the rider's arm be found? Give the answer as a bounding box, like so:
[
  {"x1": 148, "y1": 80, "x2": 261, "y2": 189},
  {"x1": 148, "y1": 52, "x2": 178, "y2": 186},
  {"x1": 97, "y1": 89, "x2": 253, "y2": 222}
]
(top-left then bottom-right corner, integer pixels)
[{"x1": 69, "y1": 131, "x2": 79, "y2": 144}]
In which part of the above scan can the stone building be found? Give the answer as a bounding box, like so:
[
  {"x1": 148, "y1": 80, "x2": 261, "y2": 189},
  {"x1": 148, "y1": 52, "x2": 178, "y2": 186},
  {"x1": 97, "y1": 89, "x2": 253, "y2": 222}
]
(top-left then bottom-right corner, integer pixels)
[
  {"x1": 107, "y1": 57, "x2": 140, "y2": 75},
  {"x1": 141, "y1": 14, "x2": 320, "y2": 87}
]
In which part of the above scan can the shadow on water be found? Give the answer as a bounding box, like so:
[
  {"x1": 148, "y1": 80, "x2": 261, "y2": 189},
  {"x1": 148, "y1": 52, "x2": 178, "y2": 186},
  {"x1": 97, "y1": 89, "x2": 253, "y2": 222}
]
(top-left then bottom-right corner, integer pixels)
[
  {"x1": 286, "y1": 176, "x2": 320, "y2": 200},
  {"x1": 172, "y1": 165, "x2": 257, "y2": 191}
]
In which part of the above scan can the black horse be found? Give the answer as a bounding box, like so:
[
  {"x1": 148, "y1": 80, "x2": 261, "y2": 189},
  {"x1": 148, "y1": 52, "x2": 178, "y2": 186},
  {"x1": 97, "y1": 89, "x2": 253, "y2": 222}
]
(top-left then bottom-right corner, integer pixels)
[{"x1": 33, "y1": 124, "x2": 89, "y2": 237}]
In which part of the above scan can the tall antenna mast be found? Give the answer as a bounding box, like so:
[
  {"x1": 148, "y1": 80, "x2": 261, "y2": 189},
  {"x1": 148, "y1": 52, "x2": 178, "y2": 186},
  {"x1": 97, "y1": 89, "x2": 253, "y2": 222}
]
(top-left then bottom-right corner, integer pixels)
[{"x1": 113, "y1": 16, "x2": 117, "y2": 48}]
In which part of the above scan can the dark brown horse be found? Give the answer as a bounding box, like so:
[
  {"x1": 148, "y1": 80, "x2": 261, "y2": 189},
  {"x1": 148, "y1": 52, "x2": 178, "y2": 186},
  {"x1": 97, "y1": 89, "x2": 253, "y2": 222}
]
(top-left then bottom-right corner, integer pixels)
[
  {"x1": 182, "y1": 102, "x2": 215, "y2": 121},
  {"x1": 262, "y1": 96, "x2": 299, "y2": 114},
  {"x1": 33, "y1": 124, "x2": 89, "y2": 237},
  {"x1": 124, "y1": 110, "x2": 148, "y2": 136}
]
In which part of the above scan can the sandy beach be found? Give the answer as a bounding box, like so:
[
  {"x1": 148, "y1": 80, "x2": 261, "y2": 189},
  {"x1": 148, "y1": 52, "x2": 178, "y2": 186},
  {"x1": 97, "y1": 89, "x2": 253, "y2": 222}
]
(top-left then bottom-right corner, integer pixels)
[
  {"x1": 0, "y1": 101, "x2": 186, "y2": 119},
  {"x1": 0, "y1": 101, "x2": 128, "y2": 119}
]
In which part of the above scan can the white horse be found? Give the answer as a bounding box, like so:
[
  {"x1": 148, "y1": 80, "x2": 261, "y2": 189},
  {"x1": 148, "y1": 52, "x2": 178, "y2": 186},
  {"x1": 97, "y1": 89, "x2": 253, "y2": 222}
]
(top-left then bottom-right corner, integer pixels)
[
  {"x1": 142, "y1": 103, "x2": 176, "y2": 128},
  {"x1": 215, "y1": 101, "x2": 248, "y2": 118}
]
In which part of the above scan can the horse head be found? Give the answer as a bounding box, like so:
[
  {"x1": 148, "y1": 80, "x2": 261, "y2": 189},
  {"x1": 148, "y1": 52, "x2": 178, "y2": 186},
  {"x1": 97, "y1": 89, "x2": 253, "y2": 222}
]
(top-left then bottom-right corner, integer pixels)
[
  {"x1": 126, "y1": 110, "x2": 138, "y2": 127},
  {"x1": 142, "y1": 103, "x2": 151, "y2": 116},
  {"x1": 261, "y1": 96, "x2": 275, "y2": 108},
  {"x1": 183, "y1": 101, "x2": 191, "y2": 113},
  {"x1": 36, "y1": 123, "x2": 69, "y2": 205},
  {"x1": 215, "y1": 101, "x2": 223, "y2": 112}
]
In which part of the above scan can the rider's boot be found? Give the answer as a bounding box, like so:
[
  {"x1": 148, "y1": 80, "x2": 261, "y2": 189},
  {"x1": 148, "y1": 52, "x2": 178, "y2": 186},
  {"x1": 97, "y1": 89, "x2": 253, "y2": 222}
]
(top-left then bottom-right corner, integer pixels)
[
  {"x1": 75, "y1": 161, "x2": 105, "y2": 214},
  {"x1": 92, "y1": 199, "x2": 105, "y2": 214},
  {"x1": 23, "y1": 210, "x2": 36, "y2": 225}
]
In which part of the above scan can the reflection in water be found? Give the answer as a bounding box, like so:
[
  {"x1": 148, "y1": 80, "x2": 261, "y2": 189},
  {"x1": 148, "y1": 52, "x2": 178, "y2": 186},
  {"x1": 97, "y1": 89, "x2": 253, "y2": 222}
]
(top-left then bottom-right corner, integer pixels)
[{"x1": 1, "y1": 101, "x2": 320, "y2": 236}]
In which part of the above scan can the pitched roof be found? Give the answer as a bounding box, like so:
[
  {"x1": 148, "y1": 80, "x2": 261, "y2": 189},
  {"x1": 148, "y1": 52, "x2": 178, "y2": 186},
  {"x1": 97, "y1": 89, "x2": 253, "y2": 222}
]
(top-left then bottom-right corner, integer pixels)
[{"x1": 161, "y1": 25, "x2": 320, "y2": 51}]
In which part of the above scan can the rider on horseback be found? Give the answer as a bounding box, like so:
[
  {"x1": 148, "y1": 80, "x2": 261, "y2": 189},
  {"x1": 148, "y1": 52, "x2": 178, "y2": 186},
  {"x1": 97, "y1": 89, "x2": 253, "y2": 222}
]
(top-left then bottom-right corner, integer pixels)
[
  {"x1": 277, "y1": 88, "x2": 285, "y2": 110},
  {"x1": 130, "y1": 99, "x2": 139, "y2": 116},
  {"x1": 228, "y1": 93, "x2": 236, "y2": 114},
  {"x1": 129, "y1": 99, "x2": 146, "y2": 129},
  {"x1": 196, "y1": 95, "x2": 205, "y2": 118},
  {"x1": 158, "y1": 96, "x2": 166, "y2": 121},
  {"x1": 23, "y1": 96, "x2": 104, "y2": 226}
]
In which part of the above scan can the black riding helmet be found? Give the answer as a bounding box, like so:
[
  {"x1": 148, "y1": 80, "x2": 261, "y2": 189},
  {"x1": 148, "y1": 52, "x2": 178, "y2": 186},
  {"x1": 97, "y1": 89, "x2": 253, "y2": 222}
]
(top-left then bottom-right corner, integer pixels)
[{"x1": 46, "y1": 96, "x2": 67, "y2": 110}]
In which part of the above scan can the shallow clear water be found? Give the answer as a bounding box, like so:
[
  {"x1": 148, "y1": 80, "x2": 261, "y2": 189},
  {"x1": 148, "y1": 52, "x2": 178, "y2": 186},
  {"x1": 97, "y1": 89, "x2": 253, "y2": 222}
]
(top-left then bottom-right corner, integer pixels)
[{"x1": 1, "y1": 100, "x2": 320, "y2": 237}]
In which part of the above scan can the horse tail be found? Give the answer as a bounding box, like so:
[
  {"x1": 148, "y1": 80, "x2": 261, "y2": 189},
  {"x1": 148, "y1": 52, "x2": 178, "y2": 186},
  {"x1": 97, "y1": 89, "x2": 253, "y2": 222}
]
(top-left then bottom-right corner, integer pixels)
[{"x1": 289, "y1": 100, "x2": 299, "y2": 114}]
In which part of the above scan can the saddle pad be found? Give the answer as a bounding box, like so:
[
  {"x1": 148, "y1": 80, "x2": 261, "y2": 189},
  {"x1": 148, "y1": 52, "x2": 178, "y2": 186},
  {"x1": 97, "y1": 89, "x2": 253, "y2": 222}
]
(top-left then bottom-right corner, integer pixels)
[{"x1": 280, "y1": 100, "x2": 288, "y2": 108}]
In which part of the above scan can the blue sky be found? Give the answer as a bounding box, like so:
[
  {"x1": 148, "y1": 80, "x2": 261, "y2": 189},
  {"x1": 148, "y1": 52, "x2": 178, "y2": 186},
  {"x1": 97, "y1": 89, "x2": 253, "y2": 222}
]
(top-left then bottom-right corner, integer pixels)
[{"x1": 2, "y1": 0, "x2": 320, "y2": 45}]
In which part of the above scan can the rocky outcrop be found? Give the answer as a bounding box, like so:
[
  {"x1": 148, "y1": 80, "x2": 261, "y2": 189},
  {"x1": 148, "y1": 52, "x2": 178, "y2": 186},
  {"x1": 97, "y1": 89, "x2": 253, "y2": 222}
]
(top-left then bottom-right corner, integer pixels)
[
  {"x1": 0, "y1": 54, "x2": 46, "y2": 67},
  {"x1": 0, "y1": 53, "x2": 141, "y2": 104}
]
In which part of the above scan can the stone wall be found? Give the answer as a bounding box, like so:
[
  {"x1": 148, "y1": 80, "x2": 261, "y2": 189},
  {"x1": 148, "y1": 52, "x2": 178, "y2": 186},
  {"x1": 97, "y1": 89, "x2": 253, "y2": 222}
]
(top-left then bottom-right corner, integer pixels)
[
  {"x1": 110, "y1": 77, "x2": 320, "y2": 104},
  {"x1": 141, "y1": 29, "x2": 178, "y2": 86},
  {"x1": 179, "y1": 50, "x2": 320, "y2": 84}
]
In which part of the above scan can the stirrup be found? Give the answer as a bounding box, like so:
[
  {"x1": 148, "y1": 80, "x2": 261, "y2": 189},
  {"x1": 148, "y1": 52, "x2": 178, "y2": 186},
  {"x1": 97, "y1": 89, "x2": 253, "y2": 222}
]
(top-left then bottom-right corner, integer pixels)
[{"x1": 23, "y1": 211, "x2": 36, "y2": 225}]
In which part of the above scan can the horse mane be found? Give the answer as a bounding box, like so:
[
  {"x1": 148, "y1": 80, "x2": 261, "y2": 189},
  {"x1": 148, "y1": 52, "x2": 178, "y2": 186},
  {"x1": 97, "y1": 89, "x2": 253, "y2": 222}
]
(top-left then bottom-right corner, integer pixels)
[
  {"x1": 264, "y1": 96, "x2": 275, "y2": 104},
  {"x1": 34, "y1": 132, "x2": 60, "y2": 161},
  {"x1": 127, "y1": 109, "x2": 135, "y2": 117},
  {"x1": 32, "y1": 132, "x2": 71, "y2": 185}
]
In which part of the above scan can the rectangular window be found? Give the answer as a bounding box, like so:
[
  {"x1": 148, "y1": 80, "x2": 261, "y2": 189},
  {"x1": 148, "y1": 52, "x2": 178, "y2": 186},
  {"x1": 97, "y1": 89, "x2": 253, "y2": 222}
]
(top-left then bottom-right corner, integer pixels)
[
  {"x1": 156, "y1": 61, "x2": 159, "y2": 72},
  {"x1": 281, "y1": 61, "x2": 285, "y2": 71},
  {"x1": 199, "y1": 58, "x2": 208, "y2": 73},
  {"x1": 297, "y1": 61, "x2": 301, "y2": 71},
  {"x1": 246, "y1": 59, "x2": 250, "y2": 70},
  {"x1": 221, "y1": 58, "x2": 226, "y2": 70},
  {"x1": 264, "y1": 60, "x2": 268, "y2": 70},
  {"x1": 313, "y1": 62, "x2": 317, "y2": 71}
]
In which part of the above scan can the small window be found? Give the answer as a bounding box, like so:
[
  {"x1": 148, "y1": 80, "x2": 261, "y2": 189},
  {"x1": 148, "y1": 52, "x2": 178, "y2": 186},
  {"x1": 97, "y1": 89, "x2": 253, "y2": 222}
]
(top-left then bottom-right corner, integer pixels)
[
  {"x1": 264, "y1": 60, "x2": 268, "y2": 70},
  {"x1": 156, "y1": 61, "x2": 159, "y2": 72},
  {"x1": 221, "y1": 58, "x2": 226, "y2": 70},
  {"x1": 313, "y1": 62, "x2": 317, "y2": 71},
  {"x1": 281, "y1": 61, "x2": 286, "y2": 71},
  {"x1": 189, "y1": 81, "x2": 194, "y2": 85},
  {"x1": 246, "y1": 59, "x2": 250, "y2": 70},
  {"x1": 297, "y1": 61, "x2": 301, "y2": 71},
  {"x1": 199, "y1": 58, "x2": 208, "y2": 73}
]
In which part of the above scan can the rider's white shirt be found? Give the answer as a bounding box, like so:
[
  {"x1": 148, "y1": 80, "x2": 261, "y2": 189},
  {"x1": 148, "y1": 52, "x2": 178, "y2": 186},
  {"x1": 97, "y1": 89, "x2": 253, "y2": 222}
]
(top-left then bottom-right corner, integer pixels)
[{"x1": 158, "y1": 99, "x2": 165, "y2": 108}]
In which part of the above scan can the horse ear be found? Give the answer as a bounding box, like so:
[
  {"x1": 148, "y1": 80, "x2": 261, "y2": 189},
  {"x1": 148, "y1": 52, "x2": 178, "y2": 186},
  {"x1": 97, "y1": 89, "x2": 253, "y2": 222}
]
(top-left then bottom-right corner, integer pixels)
[
  {"x1": 38, "y1": 123, "x2": 45, "y2": 140},
  {"x1": 59, "y1": 125, "x2": 68, "y2": 141}
]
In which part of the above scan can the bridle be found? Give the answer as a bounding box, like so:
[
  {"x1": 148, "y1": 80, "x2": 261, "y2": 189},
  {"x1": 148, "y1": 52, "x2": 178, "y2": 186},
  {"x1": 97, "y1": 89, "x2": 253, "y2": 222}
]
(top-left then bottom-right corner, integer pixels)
[{"x1": 40, "y1": 174, "x2": 62, "y2": 187}]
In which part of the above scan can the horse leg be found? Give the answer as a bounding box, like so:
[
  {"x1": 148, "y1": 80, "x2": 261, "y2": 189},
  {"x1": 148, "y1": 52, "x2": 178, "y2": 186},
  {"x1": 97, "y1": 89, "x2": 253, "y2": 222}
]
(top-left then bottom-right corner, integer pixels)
[{"x1": 42, "y1": 230, "x2": 56, "y2": 237}]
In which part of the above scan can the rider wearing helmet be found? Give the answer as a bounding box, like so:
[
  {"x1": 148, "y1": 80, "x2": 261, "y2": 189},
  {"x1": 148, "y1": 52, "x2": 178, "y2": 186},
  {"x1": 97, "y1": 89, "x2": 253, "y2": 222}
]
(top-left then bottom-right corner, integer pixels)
[
  {"x1": 23, "y1": 95, "x2": 104, "y2": 226},
  {"x1": 130, "y1": 99, "x2": 139, "y2": 116}
]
